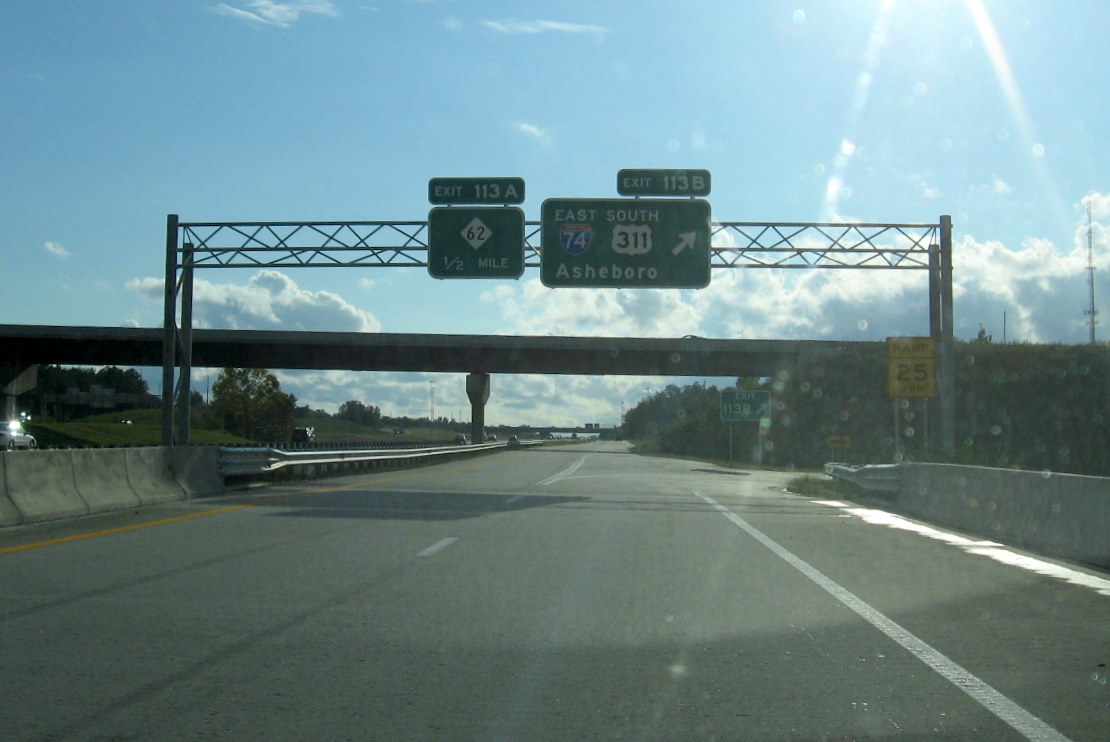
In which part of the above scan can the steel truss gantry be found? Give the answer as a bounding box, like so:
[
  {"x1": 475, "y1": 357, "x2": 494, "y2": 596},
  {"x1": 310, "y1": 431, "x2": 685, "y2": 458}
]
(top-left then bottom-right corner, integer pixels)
[
  {"x1": 163, "y1": 215, "x2": 954, "y2": 456},
  {"x1": 175, "y1": 219, "x2": 939, "y2": 270}
]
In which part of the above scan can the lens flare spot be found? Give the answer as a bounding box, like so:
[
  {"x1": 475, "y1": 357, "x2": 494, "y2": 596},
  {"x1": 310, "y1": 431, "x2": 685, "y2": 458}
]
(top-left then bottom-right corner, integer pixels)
[{"x1": 792, "y1": 9, "x2": 806, "y2": 23}]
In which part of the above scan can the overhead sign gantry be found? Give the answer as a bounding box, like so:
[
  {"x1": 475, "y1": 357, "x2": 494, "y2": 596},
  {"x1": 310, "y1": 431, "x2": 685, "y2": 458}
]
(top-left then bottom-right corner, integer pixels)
[{"x1": 161, "y1": 169, "x2": 953, "y2": 459}]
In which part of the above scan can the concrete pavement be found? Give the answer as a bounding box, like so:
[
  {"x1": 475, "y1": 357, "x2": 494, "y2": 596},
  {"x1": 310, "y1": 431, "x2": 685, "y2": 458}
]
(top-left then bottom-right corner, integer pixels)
[{"x1": 1, "y1": 441, "x2": 1106, "y2": 740}]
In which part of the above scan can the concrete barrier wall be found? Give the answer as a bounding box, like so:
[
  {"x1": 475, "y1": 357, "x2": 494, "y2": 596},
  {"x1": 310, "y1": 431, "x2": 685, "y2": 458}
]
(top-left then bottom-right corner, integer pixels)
[
  {"x1": 72, "y1": 448, "x2": 143, "y2": 514},
  {"x1": 893, "y1": 463, "x2": 1110, "y2": 570},
  {"x1": 171, "y1": 446, "x2": 223, "y2": 497},
  {"x1": 0, "y1": 455, "x2": 24, "y2": 527},
  {"x1": 5, "y1": 449, "x2": 89, "y2": 523},
  {"x1": 125, "y1": 447, "x2": 187, "y2": 505},
  {"x1": 0, "y1": 446, "x2": 222, "y2": 527}
]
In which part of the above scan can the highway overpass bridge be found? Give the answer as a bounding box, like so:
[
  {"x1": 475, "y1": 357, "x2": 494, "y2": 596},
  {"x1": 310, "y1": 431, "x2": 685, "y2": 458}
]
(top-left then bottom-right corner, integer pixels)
[
  {"x1": 0, "y1": 324, "x2": 861, "y2": 376},
  {"x1": 1, "y1": 324, "x2": 880, "y2": 445}
]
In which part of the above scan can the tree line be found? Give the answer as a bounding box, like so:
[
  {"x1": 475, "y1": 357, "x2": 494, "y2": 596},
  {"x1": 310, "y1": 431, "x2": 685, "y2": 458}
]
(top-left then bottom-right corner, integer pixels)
[
  {"x1": 22, "y1": 365, "x2": 438, "y2": 443},
  {"x1": 621, "y1": 341, "x2": 1110, "y2": 477}
]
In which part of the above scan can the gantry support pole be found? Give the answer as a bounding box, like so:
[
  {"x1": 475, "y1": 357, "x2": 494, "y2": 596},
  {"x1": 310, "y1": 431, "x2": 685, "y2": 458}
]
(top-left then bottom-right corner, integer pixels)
[{"x1": 161, "y1": 214, "x2": 179, "y2": 447}]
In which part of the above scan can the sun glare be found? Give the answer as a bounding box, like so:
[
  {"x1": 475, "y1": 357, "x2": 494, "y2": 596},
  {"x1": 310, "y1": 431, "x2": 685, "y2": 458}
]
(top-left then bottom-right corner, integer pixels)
[
  {"x1": 823, "y1": 0, "x2": 1069, "y2": 231},
  {"x1": 964, "y1": 0, "x2": 1068, "y2": 229},
  {"x1": 820, "y1": 0, "x2": 894, "y2": 220}
]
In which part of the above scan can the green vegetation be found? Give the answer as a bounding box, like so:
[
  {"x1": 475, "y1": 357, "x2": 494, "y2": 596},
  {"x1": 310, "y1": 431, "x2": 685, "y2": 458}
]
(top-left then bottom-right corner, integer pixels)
[
  {"x1": 210, "y1": 368, "x2": 296, "y2": 441},
  {"x1": 786, "y1": 474, "x2": 834, "y2": 497},
  {"x1": 621, "y1": 341, "x2": 1109, "y2": 477}
]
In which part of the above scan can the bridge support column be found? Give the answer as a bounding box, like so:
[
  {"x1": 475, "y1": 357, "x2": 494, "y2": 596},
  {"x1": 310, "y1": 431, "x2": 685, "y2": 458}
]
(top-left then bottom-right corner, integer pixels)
[
  {"x1": 2, "y1": 365, "x2": 37, "y2": 419},
  {"x1": 466, "y1": 373, "x2": 490, "y2": 443}
]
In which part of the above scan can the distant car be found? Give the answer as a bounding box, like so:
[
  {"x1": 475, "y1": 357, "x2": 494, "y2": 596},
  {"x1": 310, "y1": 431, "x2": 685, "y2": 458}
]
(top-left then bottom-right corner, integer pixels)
[
  {"x1": 291, "y1": 426, "x2": 315, "y2": 444},
  {"x1": 453, "y1": 434, "x2": 468, "y2": 445},
  {"x1": 486, "y1": 434, "x2": 497, "y2": 442},
  {"x1": 1, "y1": 420, "x2": 36, "y2": 450},
  {"x1": 507, "y1": 435, "x2": 520, "y2": 449}
]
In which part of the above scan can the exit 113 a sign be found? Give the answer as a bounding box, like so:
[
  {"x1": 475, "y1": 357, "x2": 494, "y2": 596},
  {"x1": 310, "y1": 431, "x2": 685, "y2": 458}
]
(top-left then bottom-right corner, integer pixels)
[
  {"x1": 428, "y1": 177, "x2": 525, "y2": 205},
  {"x1": 427, "y1": 206, "x2": 524, "y2": 279}
]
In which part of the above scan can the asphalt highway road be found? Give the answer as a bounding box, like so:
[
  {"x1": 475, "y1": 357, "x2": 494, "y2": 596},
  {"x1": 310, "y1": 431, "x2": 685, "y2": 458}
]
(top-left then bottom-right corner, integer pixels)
[{"x1": 1, "y1": 441, "x2": 1107, "y2": 740}]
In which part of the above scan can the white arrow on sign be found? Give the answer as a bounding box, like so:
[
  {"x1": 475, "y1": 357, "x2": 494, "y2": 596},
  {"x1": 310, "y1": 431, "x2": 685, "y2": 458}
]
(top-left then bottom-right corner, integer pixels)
[{"x1": 672, "y1": 231, "x2": 695, "y2": 255}]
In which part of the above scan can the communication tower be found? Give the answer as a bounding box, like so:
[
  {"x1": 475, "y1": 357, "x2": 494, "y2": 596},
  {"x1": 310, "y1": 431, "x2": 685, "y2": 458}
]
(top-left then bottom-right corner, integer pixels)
[{"x1": 1084, "y1": 198, "x2": 1098, "y2": 344}]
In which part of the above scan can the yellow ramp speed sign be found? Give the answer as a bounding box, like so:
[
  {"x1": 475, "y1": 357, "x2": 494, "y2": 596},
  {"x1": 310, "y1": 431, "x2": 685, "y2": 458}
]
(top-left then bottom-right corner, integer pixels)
[{"x1": 887, "y1": 337, "x2": 937, "y2": 398}]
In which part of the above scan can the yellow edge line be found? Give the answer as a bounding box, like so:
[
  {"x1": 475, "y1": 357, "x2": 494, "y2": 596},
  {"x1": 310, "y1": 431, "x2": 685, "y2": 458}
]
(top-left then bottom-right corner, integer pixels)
[{"x1": 0, "y1": 459, "x2": 497, "y2": 556}]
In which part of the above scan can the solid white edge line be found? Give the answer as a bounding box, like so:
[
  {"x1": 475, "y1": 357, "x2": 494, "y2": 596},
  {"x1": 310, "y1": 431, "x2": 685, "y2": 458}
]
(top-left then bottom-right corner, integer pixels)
[
  {"x1": 815, "y1": 500, "x2": 1110, "y2": 598},
  {"x1": 416, "y1": 537, "x2": 458, "y2": 558},
  {"x1": 694, "y1": 492, "x2": 1073, "y2": 742}
]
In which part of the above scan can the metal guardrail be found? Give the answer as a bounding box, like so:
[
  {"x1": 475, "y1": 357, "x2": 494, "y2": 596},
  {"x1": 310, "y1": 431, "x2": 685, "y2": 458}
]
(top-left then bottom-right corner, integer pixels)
[
  {"x1": 218, "y1": 440, "x2": 544, "y2": 477},
  {"x1": 823, "y1": 463, "x2": 902, "y2": 494}
]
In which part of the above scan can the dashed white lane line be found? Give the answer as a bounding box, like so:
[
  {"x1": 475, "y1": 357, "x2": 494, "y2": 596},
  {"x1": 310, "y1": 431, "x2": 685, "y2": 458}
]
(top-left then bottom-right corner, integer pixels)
[
  {"x1": 696, "y1": 492, "x2": 1073, "y2": 742},
  {"x1": 416, "y1": 537, "x2": 458, "y2": 558}
]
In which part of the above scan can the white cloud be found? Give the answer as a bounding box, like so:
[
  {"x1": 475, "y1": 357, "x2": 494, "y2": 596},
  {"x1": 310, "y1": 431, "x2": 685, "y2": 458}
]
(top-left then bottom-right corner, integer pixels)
[
  {"x1": 127, "y1": 269, "x2": 380, "y2": 332},
  {"x1": 970, "y1": 175, "x2": 1015, "y2": 196},
  {"x1": 482, "y1": 19, "x2": 607, "y2": 37},
  {"x1": 1085, "y1": 191, "x2": 1110, "y2": 219},
  {"x1": 213, "y1": 0, "x2": 338, "y2": 28},
  {"x1": 514, "y1": 121, "x2": 550, "y2": 144},
  {"x1": 44, "y1": 241, "x2": 72, "y2": 260},
  {"x1": 441, "y1": 16, "x2": 462, "y2": 32},
  {"x1": 951, "y1": 229, "x2": 1107, "y2": 341},
  {"x1": 483, "y1": 279, "x2": 702, "y2": 338}
]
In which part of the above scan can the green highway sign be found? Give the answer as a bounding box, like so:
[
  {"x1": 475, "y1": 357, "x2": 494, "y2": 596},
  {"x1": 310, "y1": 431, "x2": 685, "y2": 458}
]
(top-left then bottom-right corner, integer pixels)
[
  {"x1": 428, "y1": 177, "x2": 525, "y2": 205},
  {"x1": 540, "y1": 198, "x2": 711, "y2": 288},
  {"x1": 617, "y1": 169, "x2": 711, "y2": 197},
  {"x1": 721, "y1": 389, "x2": 771, "y2": 422},
  {"x1": 427, "y1": 207, "x2": 525, "y2": 279}
]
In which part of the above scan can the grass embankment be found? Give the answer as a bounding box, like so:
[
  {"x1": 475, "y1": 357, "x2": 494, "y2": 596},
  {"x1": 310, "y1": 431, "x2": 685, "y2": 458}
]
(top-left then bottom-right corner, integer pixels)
[
  {"x1": 28, "y1": 408, "x2": 244, "y2": 447},
  {"x1": 23, "y1": 408, "x2": 463, "y2": 448},
  {"x1": 627, "y1": 438, "x2": 834, "y2": 496}
]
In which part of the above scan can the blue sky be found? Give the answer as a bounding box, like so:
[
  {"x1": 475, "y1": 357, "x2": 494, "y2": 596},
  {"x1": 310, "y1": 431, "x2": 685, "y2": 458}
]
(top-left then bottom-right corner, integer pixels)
[{"x1": 2, "y1": 0, "x2": 1107, "y2": 426}]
